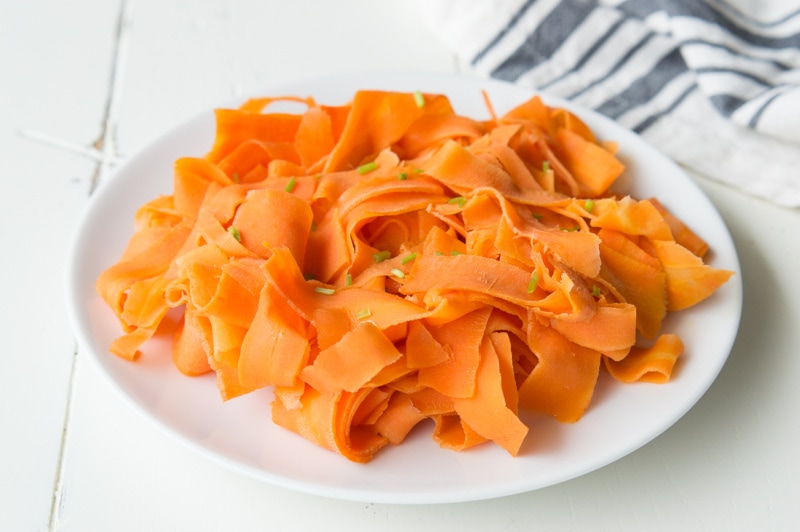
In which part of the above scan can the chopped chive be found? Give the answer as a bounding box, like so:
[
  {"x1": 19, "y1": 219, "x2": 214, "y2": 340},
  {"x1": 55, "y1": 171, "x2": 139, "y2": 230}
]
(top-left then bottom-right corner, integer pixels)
[
  {"x1": 592, "y1": 285, "x2": 601, "y2": 297},
  {"x1": 561, "y1": 224, "x2": 580, "y2": 232},
  {"x1": 413, "y1": 168, "x2": 424, "y2": 174},
  {"x1": 315, "y1": 173, "x2": 322, "y2": 180},
  {"x1": 434, "y1": 251, "x2": 445, "y2": 256},
  {"x1": 400, "y1": 252, "x2": 417, "y2": 264},
  {"x1": 357, "y1": 161, "x2": 378, "y2": 175},
  {"x1": 413, "y1": 90, "x2": 425, "y2": 108},
  {"x1": 372, "y1": 250, "x2": 391, "y2": 263},
  {"x1": 527, "y1": 272, "x2": 540, "y2": 294},
  {"x1": 232, "y1": 172, "x2": 240, "y2": 183},
  {"x1": 356, "y1": 308, "x2": 372, "y2": 320},
  {"x1": 303, "y1": 272, "x2": 316, "y2": 281},
  {"x1": 310, "y1": 221, "x2": 317, "y2": 232},
  {"x1": 346, "y1": 273, "x2": 353, "y2": 287},
  {"x1": 584, "y1": 199, "x2": 595, "y2": 212},
  {"x1": 390, "y1": 268, "x2": 405, "y2": 279},
  {"x1": 398, "y1": 172, "x2": 408, "y2": 180},
  {"x1": 447, "y1": 196, "x2": 467, "y2": 207},
  {"x1": 450, "y1": 250, "x2": 461, "y2": 256},
  {"x1": 284, "y1": 176, "x2": 297, "y2": 193},
  {"x1": 532, "y1": 213, "x2": 544, "y2": 220},
  {"x1": 228, "y1": 226, "x2": 242, "y2": 242},
  {"x1": 314, "y1": 286, "x2": 335, "y2": 295},
  {"x1": 542, "y1": 160, "x2": 550, "y2": 173}
]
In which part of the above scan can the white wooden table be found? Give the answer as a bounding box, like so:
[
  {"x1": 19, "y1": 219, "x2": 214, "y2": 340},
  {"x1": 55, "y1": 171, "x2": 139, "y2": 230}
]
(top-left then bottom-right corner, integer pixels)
[{"x1": 2, "y1": 1, "x2": 799, "y2": 530}]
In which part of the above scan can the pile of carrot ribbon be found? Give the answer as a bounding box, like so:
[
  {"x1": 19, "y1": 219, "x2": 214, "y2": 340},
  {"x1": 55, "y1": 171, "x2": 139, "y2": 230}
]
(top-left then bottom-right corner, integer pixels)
[{"x1": 97, "y1": 90, "x2": 732, "y2": 461}]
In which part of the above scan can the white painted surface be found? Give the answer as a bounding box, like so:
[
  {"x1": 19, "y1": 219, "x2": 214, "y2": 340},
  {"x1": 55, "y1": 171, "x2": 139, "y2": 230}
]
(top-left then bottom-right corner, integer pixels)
[{"x1": 1, "y1": 0, "x2": 798, "y2": 530}]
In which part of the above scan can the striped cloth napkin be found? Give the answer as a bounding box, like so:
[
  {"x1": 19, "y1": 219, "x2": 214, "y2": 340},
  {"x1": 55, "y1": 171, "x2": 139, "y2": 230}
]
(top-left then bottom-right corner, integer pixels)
[{"x1": 419, "y1": 0, "x2": 800, "y2": 207}]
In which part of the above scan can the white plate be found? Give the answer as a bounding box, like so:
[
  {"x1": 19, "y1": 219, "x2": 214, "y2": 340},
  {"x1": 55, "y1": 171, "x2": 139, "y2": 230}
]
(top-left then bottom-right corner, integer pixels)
[{"x1": 65, "y1": 72, "x2": 742, "y2": 504}]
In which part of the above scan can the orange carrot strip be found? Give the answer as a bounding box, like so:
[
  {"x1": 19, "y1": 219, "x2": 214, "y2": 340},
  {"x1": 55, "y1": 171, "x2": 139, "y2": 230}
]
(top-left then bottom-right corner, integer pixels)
[
  {"x1": 263, "y1": 247, "x2": 428, "y2": 330},
  {"x1": 300, "y1": 321, "x2": 403, "y2": 394},
  {"x1": 324, "y1": 91, "x2": 452, "y2": 172},
  {"x1": 108, "y1": 276, "x2": 171, "y2": 360},
  {"x1": 500, "y1": 94, "x2": 551, "y2": 129},
  {"x1": 238, "y1": 283, "x2": 310, "y2": 389},
  {"x1": 405, "y1": 319, "x2": 451, "y2": 369},
  {"x1": 554, "y1": 127, "x2": 625, "y2": 196},
  {"x1": 417, "y1": 307, "x2": 491, "y2": 399},
  {"x1": 206, "y1": 109, "x2": 302, "y2": 163},
  {"x1": 174, "y1": 157, "x2": 228, "y2": 217},
  {"x1": 96, "y1": 218, "x2": 193, "y2": 318},
  {"x1": 648, "y1": 197, "x2": 709, "y2": 258},
  {"x1": 294, "y1": 106, "x2": 336, "y2": 168},
  {"x1": 431, "y1": 414, "x2": 488, "y2": 452},
  {"x1": 651, "y1": 240, "x2": 735, "y2": 311},
  {"x1": 518, "y1": 316, "x2": 601, "y2": 422},
  {"x1": 271, "y1": 386, "x2": 389, "y2": 463},
  {"x1": 207, "y1": 314, "x2": 247, "y2": 368},
  {"x1": 401, "y1": 254, "x2": 534, "y2": 308},
  {"x1": 215, "y1": 141, "x2": 277, "y2": 184},
  {"x1": 589, "y1": 196, "x2": 673, "y2": 240},
  {"x1": 550, "y1": 303, "x2": 637, "y2": 358},
  {"x1": 312, "y1": 307, "x2": 354, "y2": 351},
  {"x1": 231, "y1": 188, "x2": 313, "y2": 262},
  {"x1": 187, "y1": 258, "x2": 264, "y2": 329},
  {"x1": 352, "y1": 387, "x2": 393, "y2": 426},
  {"x1": 549, "y1": 107, "x2": 596, "y2": 143},
  {"x1": 493, "y1": 326, "x2": 536, "y2": 399},
  {"x1": 452, "y1": 335, "x2": 529, "y2": 456},
  {"x1": 172, "y1": 311, "x2": 212, "y2": 376},
  {"x1": 597, "y1": 228, "x2": 667, "y2": 339},
  {"x1": 605, "y1": 334, "x2": 685, "y2": 383},
  {"x1": 373, "y1": 393, "x2": 426, "y2": 445},
  {"x1": 479, "y1": 139, "x2": 544, "y2": 196},
  {"x1": 421, "y1": 140, "x2": 521, "y2": 199},
  {"x1": 396, "y1": 113, "x2": 487, "y2": 158},
  {"x1": 303, "y1": 207, "x2": 350, "y2": 283}
]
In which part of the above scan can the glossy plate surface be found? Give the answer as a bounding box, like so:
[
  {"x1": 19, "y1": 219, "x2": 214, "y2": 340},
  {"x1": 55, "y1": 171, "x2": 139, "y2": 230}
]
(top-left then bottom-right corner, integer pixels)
[{"x1": 66, "y1": 72, "x2": 742, "y2": 504}]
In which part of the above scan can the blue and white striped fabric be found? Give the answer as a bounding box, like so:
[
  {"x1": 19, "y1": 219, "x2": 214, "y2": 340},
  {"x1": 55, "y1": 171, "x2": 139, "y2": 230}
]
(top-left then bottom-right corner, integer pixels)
[{"x1": 420, "y1": 0, "x2": 800, "y2": 207}]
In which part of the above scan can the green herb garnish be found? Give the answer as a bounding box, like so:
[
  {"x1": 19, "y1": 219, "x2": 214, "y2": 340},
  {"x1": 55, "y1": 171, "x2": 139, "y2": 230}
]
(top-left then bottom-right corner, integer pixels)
[
  {"x1": 413, "y1": 90, "x2": 425, "y2": 108},
  {"x1": 228, "y1": 226, "x2": 241, "y2": 242},
  {"x1": 400, "y1": 252, "x2": 417, "y2": 264},
  {"x1": 357, "y1": 161, "x2": 378, "y2": 175},
  {"x1": 447, "y1": 196, "x2": 467, "y2": 207},
  {"x1": 314, "y1": 286, "x2": 335, "y2": 295},
  {"x1": 527, "y1": 272, "x2": 540, "y2": 294},
  {"x1": 284, "y1": 176, "x2": 297, "y2": 193},
  {"x1": 372, "y1": 250, "x2": 391, "y2": 263}
]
